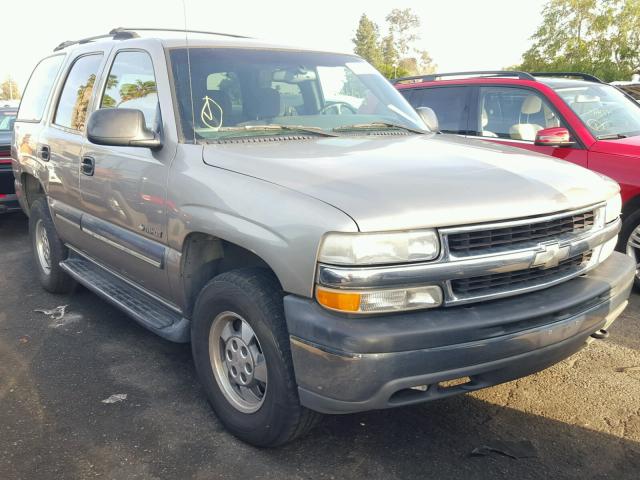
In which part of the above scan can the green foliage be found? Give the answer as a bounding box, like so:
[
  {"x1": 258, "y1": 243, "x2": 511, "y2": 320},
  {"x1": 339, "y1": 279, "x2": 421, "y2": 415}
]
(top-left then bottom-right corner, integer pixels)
[
  {"x1": 515, "y1": 0, "x2": 640, "y2": 82},
  {"x1": 353, "y1": 14, "x2": 382, "y2": 67},
  {"x1": 0, "y1": 76, "x2": 21, "y2": 100},
  {"x1": 352, "y1": 9, "x2": 437, "y2": 79}
]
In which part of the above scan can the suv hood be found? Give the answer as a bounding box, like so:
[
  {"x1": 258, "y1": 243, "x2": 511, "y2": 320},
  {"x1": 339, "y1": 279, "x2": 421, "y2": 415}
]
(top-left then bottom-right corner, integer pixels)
[{"x1": 203, "y1": 135, "x2": 618, "y2": 231}]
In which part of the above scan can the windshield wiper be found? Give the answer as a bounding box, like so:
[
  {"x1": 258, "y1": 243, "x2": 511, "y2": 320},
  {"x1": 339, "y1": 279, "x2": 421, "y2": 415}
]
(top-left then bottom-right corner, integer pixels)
[
  {"x1": 213, "y1": 124, "x2": 339, "y2": 138},
  {"x1": 332, "y1": 122, "x2": 429, "y2": 135},
  {"x1": 597, "y1": 133, "x2": 628, "y2": 140}
]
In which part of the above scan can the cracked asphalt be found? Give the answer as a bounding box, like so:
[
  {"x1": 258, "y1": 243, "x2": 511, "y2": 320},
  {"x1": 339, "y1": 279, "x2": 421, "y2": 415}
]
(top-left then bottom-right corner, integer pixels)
[{"x1": 1, "y1": 211, "x2": 640, "y2": 480}]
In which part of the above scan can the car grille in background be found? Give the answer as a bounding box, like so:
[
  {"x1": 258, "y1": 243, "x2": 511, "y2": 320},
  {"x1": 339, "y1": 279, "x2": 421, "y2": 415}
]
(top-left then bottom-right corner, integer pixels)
[
  {"x1": 0, "y1": 145, "x2": 10, "y2": 159},
  {"x1": 447, "y1": 210, "x2": 595, "y2": 255},
  {"x1": 451, "y1": 251, "x2": 592, "y2": 297}
]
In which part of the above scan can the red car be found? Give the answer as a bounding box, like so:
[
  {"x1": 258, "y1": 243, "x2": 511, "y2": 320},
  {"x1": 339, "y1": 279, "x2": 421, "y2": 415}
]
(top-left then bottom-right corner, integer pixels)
[{"x1": 395, "y1": 71, "x2": 640, "y2": 284}]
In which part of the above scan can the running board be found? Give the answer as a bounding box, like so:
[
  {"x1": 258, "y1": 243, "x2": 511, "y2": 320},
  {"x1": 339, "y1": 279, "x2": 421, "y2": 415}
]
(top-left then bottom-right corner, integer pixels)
[{"x1": 60, "y1": 251, "x2": 190, "y2": 342}]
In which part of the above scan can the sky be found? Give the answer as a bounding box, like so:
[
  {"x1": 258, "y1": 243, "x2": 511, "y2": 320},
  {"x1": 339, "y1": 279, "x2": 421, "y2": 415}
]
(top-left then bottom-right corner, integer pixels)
[{"x1": 0, "y1": 0, "x2": 547, "y2": 92}]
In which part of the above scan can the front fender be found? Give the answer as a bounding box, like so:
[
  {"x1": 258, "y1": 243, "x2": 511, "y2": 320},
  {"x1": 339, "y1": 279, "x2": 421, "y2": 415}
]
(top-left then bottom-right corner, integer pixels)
[{"x1": 167, "y1": 153, "x2": 358, "y2": 298}]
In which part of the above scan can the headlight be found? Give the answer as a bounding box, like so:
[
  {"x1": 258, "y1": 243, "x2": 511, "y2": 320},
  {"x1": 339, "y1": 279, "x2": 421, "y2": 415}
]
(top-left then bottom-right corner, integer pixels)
[
  {"x1": 318, "y1": 229, "x2": 440, "y2": 265},
  {"x1": 605, "y1": 193, "x2": 622, "y2": 223},
  {"x1": 316, "y1": 285, "x2": 443, "y2": 314}
]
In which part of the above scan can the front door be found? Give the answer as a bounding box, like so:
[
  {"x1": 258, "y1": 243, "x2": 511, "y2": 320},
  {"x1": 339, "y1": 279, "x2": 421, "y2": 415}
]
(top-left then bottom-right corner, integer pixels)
[
  {"x1": 470, "y1": 86, "x2": 588, "y2": 168},
  {"x1": 79, "y1": 49, "x2": 173, "y2": 300}
]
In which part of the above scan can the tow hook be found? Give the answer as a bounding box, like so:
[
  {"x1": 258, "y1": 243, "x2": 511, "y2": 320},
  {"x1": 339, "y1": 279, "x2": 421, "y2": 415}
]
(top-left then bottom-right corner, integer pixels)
[{"x1": 590, "y1": 329, "x2": 609, "y2": 340}]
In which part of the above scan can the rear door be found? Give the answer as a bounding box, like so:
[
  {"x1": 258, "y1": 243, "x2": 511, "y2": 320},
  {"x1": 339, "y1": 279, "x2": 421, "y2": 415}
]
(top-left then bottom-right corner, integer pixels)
[
  {"x1": 12, "y1": 54, "x2": 66, "y2": 209},
  {"x1": 79, "y1": 45, "x2": 176, "y2": 300},
  {"x1": 45, "y1": 50, "x2": 108, "y2": 249},
  {"x1": 468, "y1": 85, "x2": 588, "y2": 167},
  {"x1": 399, "y1": 86, "x2": 471, "y2": 135}
]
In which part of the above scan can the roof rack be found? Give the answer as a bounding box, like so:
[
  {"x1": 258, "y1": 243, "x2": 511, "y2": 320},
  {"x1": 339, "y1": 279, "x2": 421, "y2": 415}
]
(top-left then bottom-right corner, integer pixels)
[
  {"x1": 53, "y1": 29, "x2": 139, "y2": 51},
  {"x1": 53, "y1": 26, "x2": 252, "y2": 52},
  {"x1": 114, "y1": 27, "x2": 251, "y2": 40},
  {"x1": 530, "y1": 72, "x2": 603, "y2": 83},
  {"x1": 392, "y1": 70, "x2": 536, "y2": 84}
]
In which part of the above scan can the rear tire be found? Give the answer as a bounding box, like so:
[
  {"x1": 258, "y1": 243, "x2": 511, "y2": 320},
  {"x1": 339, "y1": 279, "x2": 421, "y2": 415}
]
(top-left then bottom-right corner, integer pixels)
[
  {"x1": 29, "y1": 198, "x2": 75, "y2": 294},
  {"x1": 191, "y1": 268, "x2": 320, "y2": 447}
]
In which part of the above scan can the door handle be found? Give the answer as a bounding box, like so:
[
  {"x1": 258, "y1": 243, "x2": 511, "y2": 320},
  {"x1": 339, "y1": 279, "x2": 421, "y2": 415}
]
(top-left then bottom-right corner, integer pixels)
[
  {"x1": 38, "y1": 145, "x2": 50, "y2": 161},
  {"x1": 81, "y1": 156, "x2": 95, "y2": 176}
]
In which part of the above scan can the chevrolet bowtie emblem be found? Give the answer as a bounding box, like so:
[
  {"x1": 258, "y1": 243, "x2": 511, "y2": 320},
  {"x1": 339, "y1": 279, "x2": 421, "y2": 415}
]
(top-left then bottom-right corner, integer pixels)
[{"x1": 532, "y1": 242, "x2": 571, "y2": 269}]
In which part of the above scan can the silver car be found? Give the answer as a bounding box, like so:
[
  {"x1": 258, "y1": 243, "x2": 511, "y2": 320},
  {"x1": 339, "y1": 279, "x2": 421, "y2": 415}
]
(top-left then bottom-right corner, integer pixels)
[{"x1": 12, "y1": 28, "x2": 633, "y2": 447}]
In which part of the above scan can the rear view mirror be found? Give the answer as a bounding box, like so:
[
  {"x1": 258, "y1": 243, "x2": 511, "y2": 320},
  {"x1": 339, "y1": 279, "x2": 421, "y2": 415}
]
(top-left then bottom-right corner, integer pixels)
[
  {"x1": 416, "y1": 107, "x2": 439, "y2": 132},
  {"x1": 534, "y1": 127, "x2": 575, "y2": 147},
  {"x1": 87, "y1": 108, "x2": 162, "y2": 150}
]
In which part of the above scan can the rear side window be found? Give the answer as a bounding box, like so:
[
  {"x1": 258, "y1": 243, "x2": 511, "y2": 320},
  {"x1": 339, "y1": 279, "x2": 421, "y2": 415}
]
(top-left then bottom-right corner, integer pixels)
[
  {"x1": 54, "y1": 54, "x2": 103, "y2": 131},
  {"x1": 100, "y1": 51, "x2": 159, "y2": 130},
  {"x1": 17, "y1": 55, "x2": 65, "y2": 122},
  {"x1": 401, "y1": 87, "x2": 470, "y2": 134}
]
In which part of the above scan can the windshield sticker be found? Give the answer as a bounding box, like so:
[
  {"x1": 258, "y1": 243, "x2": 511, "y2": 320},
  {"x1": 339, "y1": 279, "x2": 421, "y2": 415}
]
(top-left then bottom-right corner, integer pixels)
[
  {"x1": 346, "y1": 62, "x2": 378, "y2": 76},
  {"x1": 201, "y1": 96, "x2": 223, "y2": 130}
]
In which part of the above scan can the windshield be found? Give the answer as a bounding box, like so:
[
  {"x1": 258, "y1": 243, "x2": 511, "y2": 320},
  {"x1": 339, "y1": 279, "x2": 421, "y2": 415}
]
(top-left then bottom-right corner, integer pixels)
[
  {"x1": 0, "y1": 110, "x2": 16, "y2": 132},
  {"x1": 553, "y1": 83, "x2": 640, "y2": 139},
  {"x1": 169, "y1": 48, "x2": 426, "y2": 141}
]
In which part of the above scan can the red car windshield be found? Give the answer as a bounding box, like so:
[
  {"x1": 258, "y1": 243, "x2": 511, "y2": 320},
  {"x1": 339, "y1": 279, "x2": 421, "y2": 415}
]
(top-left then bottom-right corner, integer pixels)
[{"x1": 553, "y1": 84, "x2": 640, "y2": 139}]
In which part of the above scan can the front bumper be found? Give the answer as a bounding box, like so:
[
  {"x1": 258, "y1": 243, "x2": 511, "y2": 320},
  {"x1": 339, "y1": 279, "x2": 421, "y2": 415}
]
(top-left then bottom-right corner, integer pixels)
[{"x1": 285, "y1": 251, "x2": 634, "y2": 414}]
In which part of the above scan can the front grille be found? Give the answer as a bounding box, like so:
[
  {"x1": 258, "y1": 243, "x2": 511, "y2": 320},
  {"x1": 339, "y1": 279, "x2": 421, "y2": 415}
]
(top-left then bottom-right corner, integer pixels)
[
  {"x1": 0, "y1": 145, "x2": 10, "y2": 158},
  {"x1": 451, "y1": 251, "x2": 592, "y2": 297},
  {"x1": 447, "y1": 210, "x2": 595, "y2": 255}
]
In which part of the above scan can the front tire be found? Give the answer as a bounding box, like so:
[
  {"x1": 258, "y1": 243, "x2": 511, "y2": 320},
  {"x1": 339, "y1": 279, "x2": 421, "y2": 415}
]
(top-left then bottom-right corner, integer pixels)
[
  {"x1": 619, "y1": 210, "x2": 640, "y2": 289},
  {"x1": 191, "y1": 268, "x2": 320, "y2": 447},
  {"x1": 29, "y1": 198, "x2": 75, "y2": 294}
]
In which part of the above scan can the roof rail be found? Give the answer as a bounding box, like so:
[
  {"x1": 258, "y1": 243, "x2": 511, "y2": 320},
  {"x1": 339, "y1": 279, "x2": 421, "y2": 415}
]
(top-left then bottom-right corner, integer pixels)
[
  {"x1": 114, "y1": 27, "x2": 252, "y2": 39},
  {"x1": 531, "y1": 72, "x2": 604, "y2": 83},
  {"x1": 52, "y1": 26, "x2": 252, "y2": 52},
  {"x1": 53, "y1": 29, "x2": 138, "y2": 52},
  {"x1": 392, "y1": 70, "x2": 536, "y2": 84}
]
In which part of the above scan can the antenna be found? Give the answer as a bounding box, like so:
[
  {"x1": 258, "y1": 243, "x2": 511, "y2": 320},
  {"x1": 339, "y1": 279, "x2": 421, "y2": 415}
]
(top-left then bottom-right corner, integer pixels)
[{"x1": 182, "y1": 0, "x2": 197, "y2": 143}]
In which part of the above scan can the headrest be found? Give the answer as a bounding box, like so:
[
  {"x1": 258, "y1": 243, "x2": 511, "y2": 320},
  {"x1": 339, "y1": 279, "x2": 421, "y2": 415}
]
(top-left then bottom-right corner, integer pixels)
[
  {"x1": 250, "y1": 88, "x2": 281, "y2": 119},
  {"x1": 482, "y1": 107, "x2": 489, "y2": 128},
  {"x1": 521, "y1": 95, "x2": 542, "y2": 114}
]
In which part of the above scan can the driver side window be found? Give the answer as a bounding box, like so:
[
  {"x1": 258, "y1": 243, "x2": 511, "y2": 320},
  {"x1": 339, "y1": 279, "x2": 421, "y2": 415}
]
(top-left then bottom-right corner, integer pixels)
[
  {"x1": 478, "y1": 87, "x2": 565, "y2": 142},
  {"x1": 100, "y1": 51, "x2": 159, "y2": 131}
]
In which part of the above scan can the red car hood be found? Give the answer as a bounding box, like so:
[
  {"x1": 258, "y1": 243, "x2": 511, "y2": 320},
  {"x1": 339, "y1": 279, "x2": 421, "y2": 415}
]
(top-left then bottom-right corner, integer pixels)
[{"x1": 591, "y1": 135, "x2": 640, "y2": 157}]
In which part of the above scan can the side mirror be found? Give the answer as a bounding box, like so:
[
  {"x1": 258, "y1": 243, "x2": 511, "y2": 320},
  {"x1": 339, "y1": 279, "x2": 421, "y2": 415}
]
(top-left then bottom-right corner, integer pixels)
[
  {"x1": 534, "y1": 127, "x2": 575, "y2": 147},
  {"x1": 87, "y1": 108, "x2": 162, "y2": 150},
  {"x1": 416, "y1": 107, "x2": 439, "y2": 132}
]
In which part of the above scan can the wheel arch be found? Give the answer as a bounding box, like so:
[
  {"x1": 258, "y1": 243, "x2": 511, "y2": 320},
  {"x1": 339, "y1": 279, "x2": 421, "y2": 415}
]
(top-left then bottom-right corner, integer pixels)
[{"x1": 179, "y1": 232, "x2": 284, "y2": 317}]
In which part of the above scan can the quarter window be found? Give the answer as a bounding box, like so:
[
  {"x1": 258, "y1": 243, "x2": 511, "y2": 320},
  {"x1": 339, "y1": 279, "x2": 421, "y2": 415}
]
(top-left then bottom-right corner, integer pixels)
[
  {"x1": 17, "y1": 55, "x2": 65, "y2": 122},
  {"x1": 101, "y1": 51, "x2": 159, "y2": 130},
  {"x1": 54, "y1": 54, "x2": 103, "y2": 131},
  {"x1": 478, "y1": 87, "x2": 565, "y2": 141}
]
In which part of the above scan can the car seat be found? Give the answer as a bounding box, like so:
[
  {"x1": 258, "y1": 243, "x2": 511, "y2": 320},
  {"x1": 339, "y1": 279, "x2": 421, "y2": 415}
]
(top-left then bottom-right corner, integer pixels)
[{"x1": 509, "y1": 95, "x2": 544, "y2": 141}]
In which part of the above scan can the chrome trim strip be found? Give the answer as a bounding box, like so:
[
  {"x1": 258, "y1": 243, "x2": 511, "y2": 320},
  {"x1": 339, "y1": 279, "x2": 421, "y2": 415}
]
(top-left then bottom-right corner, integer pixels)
[
  {"x1": 317, "y1": 219, "x2": 621, "y2": 303},
  {"x1": 82, "y1": 227, "x2": 163, "y2": 269},
  {"x1": 55, "y1": 213, "x2": 81, "y2": 228},
  {"x1": 439, "y1": 203, "x2": 603, "y2": 235}
]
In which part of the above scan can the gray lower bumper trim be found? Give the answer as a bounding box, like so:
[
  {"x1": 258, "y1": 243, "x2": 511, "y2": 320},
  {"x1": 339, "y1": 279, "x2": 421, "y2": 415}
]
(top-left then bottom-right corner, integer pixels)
[{"x1": 286, "y1": 252, "x2": 634, "y2": 414}]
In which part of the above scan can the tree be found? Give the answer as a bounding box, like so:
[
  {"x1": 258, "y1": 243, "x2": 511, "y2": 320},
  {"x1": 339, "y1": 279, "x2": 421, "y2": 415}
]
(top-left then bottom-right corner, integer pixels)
[
  {"x1": 0, "y1": 76, "x2": 20, "y2": 101},
  {"x1": 352, "y1": 14, "x2": 382, "y2": 67},
  {"x1": 385, "y1": 8, "x2": 420, "y2": 58},
  {"x1": 118, "y1": 80, "x2": 157, "y2": 105},
  {"x1": 515, "y1": 0, "x2": 640, "y2": 81},
  {"x1": 351, "y1": 8, "x2": 437, "y2": 79}
]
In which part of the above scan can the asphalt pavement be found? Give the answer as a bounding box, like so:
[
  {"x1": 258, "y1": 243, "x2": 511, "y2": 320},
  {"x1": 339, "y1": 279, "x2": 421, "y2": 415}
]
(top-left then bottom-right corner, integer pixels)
[{"x1": 1, "y1": 211, "x2": 639, "y2": 480}]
